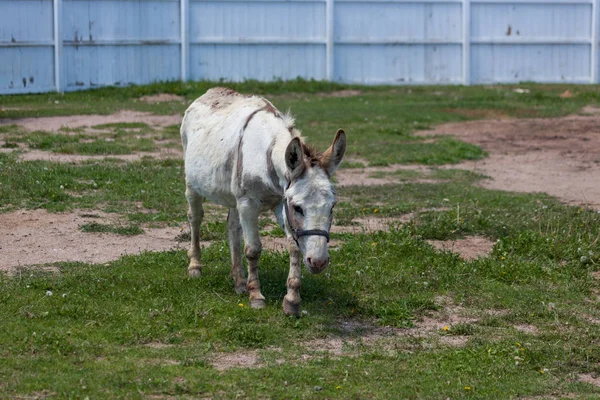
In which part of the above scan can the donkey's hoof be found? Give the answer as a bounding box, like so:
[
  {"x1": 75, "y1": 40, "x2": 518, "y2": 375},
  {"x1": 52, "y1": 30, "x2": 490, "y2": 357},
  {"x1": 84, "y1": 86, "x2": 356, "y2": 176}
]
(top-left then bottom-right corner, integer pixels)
[
  {"x1": 188, "y1": 267, "x2": 202, "y2": 277},
  {"x1": 283, "y1": 299, "x2": 300, "y2": 316},
  {"x1": 250, "y1": 298, "x2": 266, "y2": 309},
  {"x1": 235, "y1": 282, "x2": 248, "y2": 295}
]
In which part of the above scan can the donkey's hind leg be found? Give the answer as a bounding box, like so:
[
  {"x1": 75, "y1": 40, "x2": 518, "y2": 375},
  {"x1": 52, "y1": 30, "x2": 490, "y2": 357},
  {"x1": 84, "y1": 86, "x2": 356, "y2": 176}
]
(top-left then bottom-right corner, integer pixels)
[
  {"x1": 186, "y1": 180, "x2": 204, "y2": 277},
  {"x1": 228, "y1": 208, "x2": 247, "y2": 294},
  {"x1": 237, "y1": 199, "x2": 266, "y2": 309}
]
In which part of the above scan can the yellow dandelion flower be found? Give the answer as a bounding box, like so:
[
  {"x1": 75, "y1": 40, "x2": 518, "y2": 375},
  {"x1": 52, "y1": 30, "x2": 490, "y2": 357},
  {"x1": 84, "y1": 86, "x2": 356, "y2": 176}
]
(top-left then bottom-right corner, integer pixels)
[
  {"x1": 443, "y1": 325, "x2": 450, "y2": 331},
  {"x1": 336, "y1": 386, "x2": 341, "y2": 390},
  {"x1": 373, "y1": 208, "x2": 379, "y2": 213},
  {"x1": 238, "y1": 303, "x2": 244, "y2": 307},
  {"x1": 464, "y1": 386, "x2": 471, "y2": 391}
]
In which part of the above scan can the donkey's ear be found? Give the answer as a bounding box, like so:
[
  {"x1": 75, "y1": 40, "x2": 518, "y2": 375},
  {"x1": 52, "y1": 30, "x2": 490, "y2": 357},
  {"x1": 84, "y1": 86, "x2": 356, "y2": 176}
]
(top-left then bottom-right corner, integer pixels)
[
  {"x1": 285, "y1": 137, "x2": 306, "y2": 179},
  {"x1": 321, "y1": 129, "x2": 347, "y2": 176}
]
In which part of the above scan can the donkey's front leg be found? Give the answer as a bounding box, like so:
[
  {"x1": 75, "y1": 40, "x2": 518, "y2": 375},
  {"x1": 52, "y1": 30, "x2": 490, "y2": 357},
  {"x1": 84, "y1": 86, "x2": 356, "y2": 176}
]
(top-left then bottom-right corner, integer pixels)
[
  {"x1": 283, "y1": 240, "x2": 302, "y2": 316},
  {"x1": 237, "y1": 200, "x2": 266, "y2": 309}
]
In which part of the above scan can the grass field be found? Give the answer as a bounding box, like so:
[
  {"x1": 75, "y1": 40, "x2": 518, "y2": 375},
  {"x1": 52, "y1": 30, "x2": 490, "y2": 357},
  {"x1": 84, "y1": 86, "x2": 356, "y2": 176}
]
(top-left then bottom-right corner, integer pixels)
[{"x1": 1, "y1": 80, "x2": 600, "y2": 399}]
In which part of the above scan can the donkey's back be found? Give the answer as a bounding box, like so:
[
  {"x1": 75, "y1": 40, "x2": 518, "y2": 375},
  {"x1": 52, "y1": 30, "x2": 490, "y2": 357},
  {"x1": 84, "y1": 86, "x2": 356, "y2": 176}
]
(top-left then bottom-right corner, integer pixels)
[{"x1": 181, "y1": 87, "x2": 290, "y2": 209}]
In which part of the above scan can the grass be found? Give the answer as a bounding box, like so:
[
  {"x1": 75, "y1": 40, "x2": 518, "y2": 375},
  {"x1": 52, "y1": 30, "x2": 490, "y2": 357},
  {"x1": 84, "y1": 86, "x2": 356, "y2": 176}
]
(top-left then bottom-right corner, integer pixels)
[{"x1": 1, "y1": 81, "x2": 600, "y2": 398}]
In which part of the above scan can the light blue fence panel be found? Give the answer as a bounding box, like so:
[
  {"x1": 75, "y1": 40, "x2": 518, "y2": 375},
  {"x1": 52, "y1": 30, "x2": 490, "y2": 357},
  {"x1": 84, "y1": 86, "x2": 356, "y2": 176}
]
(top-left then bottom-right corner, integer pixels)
[
  {"x1": 191, "y1": 44, "x2": 326, "y2": 81},
  {"x1": 336, "y1": 44, "x2": 463, "y2": 84},
  {"x1": 189, "y1": 0, "x2": 327, "y2": 81},
  {"x1": 61, "y1": 0, "x2": 181, "y2": 90},
  {"x1": 2, "y1": 0, "x2": 600, "y2": 94},
  {"x1": 472, "y1": 44, "x2": 590, "y2": 83},
  {"x1": 0, "y1": 0, "x2": 55, "y2": 93},
  {"x1": 471, "y1": 2, "x2": 593, "y2": 83},
  {"x1": 334, "y1": 1, "x2": 463, "y2": 84},
  {"x1": 63, "y1": 44, "x2": 181, "y2": 89}
]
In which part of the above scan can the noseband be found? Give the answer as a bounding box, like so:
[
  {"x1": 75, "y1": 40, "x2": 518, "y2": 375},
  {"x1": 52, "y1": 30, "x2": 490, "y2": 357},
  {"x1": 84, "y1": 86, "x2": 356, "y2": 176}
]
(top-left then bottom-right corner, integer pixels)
[{"x1": 284, "y1": 198, "x2": 330, "y2": 246}]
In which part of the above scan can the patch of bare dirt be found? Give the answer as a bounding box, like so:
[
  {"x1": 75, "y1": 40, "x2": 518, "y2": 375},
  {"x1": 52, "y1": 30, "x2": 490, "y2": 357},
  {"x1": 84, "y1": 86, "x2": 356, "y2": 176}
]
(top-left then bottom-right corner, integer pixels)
[
  {"x1": 331, "y1": 216, "x2": 409, "y2": 234},
  {"x1": 138, "y1": 94, "x2": 185, "y2": 104},
  {"x1": 144, "y1": 342, "x2": 174, "y2": 349},
  {"x1": 420, "y1": 115, "x2": 600, "y2": 209},
  {"x1": 336, "y1": 164, "x2": 431, "y2": 186},
  {"x1": 580, "y1": 105, "x2": 600, "y2": 115},
  {"x1": 318, "y1": 89, "x2": 363, "y2": 98},
  {"x1": 0, "y1": 110, "x2": 181, "y2": 133},
  {"x1": 427, "y1": 235, "x2": 495, "y2": 260},
  {"x1": 18, "y1": 148, "x2": 182, "y2": 163},
  {"x1": 299, "y1": 296, "x2": 477, "y2": 360},
  {"x1": 514, "y1": 324, "x2": 540, "y2": 335},
  {"x1": 211, "y1": 350, "x2": 264, "y2": 371},
  {"x1": 578, "y1": 373, "x2": 600, "y2": 387},
  {"x1": 0, "y1": 209, "x2": 190, "y2": 271},
  {"x1": 443, "y1": 108, "x2": 512, "y2": 119}
]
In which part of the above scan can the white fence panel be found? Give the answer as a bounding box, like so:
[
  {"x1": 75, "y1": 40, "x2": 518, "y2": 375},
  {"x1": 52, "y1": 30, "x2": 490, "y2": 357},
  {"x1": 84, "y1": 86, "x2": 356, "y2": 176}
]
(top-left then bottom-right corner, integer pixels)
[
  {"x1": 334, "y1": 1, "x2": 463, "y2": 83},
  {"x1": 0, "y1": 0, "x2": 55, "y2": 93},
  {"x1": 471, "y1": 1, "x2": 593, "y2": 83},
  {"x1": 61, "y1": 0, "x2": 181, "y2": 90},
  {"x1": 188, "y1": 0, "x2": 327, "y2": 81},
  {"x1": 1, "y1": 0, "x2": 599, "y2": 94}
]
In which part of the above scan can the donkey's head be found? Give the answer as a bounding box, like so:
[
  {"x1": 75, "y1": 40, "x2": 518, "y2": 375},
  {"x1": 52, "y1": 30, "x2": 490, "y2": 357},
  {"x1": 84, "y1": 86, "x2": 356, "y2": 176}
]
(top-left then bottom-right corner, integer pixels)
[{"x1": 284, "y1": 129, "x2": 346, "y2": 274}]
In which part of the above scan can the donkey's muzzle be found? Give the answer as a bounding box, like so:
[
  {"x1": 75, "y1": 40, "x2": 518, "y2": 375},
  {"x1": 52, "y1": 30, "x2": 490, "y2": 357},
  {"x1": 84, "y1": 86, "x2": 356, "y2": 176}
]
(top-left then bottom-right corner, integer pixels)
[{"x1": 306, "y1": 256, "x2": 330, "y2": 274}]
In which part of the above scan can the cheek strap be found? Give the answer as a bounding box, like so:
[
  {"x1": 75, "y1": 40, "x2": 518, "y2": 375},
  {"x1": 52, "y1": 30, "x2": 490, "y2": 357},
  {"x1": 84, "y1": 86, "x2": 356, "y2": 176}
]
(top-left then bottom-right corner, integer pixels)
[{"x1": 284, "y1": 199, "x2": 330, "y2": 245}]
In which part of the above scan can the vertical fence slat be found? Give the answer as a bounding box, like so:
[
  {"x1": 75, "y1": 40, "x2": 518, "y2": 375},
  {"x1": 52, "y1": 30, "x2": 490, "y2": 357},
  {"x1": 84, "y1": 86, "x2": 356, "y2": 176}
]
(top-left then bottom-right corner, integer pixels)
[
  {"x1": 181, "y1": 0, "x2": 189, "y2": 82},
  {"x1": 462, "y1": 0, "x2": 470, "y2": 85},
  {"x1": 326, "y1": 0, "x2": 334, "y2": 81},
  {"x1": 592, "y1": 0, "x2": 598, "y2": 83},
  {"x1": 54, "y1": 0, "x2": 63, "y2": 92}
]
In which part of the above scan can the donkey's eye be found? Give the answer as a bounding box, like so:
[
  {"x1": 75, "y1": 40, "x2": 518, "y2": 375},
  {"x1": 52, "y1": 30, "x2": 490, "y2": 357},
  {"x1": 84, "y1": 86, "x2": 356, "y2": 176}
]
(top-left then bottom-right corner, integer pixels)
[{"x1": 293, "y1": 205, "x2": 304, "y2": 216}]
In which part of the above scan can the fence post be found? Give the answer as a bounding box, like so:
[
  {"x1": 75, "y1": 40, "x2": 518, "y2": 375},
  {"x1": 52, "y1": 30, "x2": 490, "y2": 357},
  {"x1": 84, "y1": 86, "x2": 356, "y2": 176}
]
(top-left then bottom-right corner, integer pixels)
[
  {"x1": 181, "y1": 0, "x2": 189, "y2": 82},
  {"x1": 592, "y1": 0, "x2": 598, "y2": 83},
  {"x1": 326, "y1": 0, "x2": 334, "y2": 81},
  {"x1": 462, "y1": 0, "x2": 470, "y2": 85},
  {"x1": 54, "y1": 0, "x2": 63, "y2": 93}
]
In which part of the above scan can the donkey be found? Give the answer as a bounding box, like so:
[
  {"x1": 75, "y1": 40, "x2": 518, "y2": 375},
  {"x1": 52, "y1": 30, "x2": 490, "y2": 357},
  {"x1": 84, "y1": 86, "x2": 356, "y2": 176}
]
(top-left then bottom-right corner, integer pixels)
[{"x1": 180, "y1": 87, "x2": 346, "y2": 315}]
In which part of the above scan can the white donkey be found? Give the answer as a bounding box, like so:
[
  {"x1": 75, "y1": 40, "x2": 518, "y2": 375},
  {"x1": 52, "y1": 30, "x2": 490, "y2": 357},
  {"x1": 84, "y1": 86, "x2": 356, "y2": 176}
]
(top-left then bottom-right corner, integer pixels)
[{"x1": 181, "y1": 87, "x2": 346, "y2": 315}]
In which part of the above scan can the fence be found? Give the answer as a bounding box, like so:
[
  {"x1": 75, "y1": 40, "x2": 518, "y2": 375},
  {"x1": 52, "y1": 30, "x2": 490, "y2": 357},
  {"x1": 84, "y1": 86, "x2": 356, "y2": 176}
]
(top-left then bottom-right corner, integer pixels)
[{"x1": 0, "y1": 0, "x2": 598, "y2": 94}]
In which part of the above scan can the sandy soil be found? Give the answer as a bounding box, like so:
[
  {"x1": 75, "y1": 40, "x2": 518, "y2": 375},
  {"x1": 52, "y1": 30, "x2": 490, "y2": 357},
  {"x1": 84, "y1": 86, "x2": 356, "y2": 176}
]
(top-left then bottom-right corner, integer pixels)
[
  {"x1": 0, "y1": 209, "x2": 188, "y2": 270},
  {"x1": 0, "y1": 110, "x2": 181, "y2": 132},
  {"x1": 427, "y1": 236, "x2": 496, "y2": 261},
  {"x1": 421, "y1": 113, "x2": 600, "y2": 209},
  {"x1": 19, "y1": 148, "x2": 182, "y2": 163},
  {"x1": 138, "y1": 94, "x2": 185, "y2": 104}
]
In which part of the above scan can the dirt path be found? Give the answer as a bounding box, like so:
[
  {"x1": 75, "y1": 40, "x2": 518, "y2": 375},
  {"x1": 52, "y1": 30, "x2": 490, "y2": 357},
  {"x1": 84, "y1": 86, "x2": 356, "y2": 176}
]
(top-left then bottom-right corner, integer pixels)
[
  {"x1": 0, "y1": 110, "x2": 181, "y2": 132},
  {"x1": 420, "y1": 113, "x2": 600, "y2": 209},
  {"x1": 0, "y1": 210, "x2": 187, "y2": 270}
]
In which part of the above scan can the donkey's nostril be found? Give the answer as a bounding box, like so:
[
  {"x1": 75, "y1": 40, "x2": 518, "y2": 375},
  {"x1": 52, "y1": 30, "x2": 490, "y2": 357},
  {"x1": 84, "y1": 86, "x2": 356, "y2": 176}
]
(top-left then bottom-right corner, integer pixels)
[{"x1": 308, "y1": 257, "x2": 329, "y2": 271}]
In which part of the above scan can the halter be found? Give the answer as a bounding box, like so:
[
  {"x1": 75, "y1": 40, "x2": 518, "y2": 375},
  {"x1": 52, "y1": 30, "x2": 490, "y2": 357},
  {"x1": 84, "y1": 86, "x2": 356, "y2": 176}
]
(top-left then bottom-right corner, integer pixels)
[{"x1": 284, "y1": 198, "x2": 331, "y2": 246}]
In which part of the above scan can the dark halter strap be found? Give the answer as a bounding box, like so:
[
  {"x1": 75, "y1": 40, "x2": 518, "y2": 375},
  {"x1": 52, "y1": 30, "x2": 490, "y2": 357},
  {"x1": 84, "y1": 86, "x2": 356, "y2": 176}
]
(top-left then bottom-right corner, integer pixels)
[{"x1": 284, "y1": 197, "x2": 330, "y2": 245}]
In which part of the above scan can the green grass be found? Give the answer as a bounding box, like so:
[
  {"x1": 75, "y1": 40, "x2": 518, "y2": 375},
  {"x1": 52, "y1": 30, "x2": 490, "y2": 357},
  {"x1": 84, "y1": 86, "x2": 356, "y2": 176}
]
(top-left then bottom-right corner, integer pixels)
[
  {"x1": 2, "y1": 81, "x2": 600, "y2": 398},
  {"x1": 2, "y1": 128, "x2": 158, "y2": 156}
]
